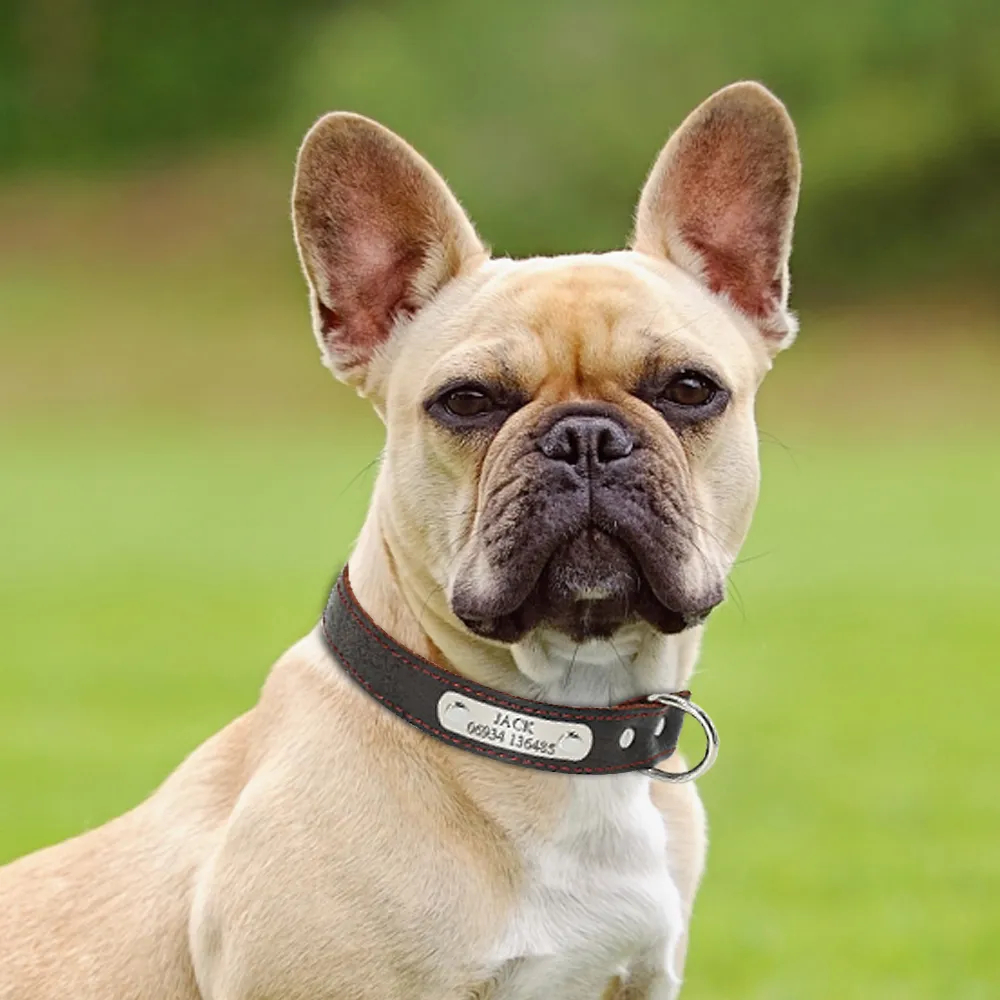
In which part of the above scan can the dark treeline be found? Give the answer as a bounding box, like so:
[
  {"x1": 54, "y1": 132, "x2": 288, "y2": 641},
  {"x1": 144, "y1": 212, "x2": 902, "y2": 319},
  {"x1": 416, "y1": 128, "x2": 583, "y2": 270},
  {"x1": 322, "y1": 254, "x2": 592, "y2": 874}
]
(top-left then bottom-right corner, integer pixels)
[
  {"x1": 2, "y1": 0, "x2": 997, "y2": 300},
  {"x1": 0, "y1": 0, "x2": 328, "y2": 168}
]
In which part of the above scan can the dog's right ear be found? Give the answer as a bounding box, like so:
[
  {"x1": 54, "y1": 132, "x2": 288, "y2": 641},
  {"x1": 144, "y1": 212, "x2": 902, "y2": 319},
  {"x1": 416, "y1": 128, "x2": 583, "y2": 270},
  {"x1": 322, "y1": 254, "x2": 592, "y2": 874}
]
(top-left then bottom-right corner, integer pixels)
[{"x1": 293, "y1": 114, "x2": 486, "y2": 398}]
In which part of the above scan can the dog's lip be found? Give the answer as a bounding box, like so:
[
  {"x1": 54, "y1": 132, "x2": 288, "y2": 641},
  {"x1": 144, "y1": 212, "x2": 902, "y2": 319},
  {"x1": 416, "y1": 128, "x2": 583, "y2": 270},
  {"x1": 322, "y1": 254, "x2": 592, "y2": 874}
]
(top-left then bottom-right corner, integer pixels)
[
  {"x1": 452, "y1": 527, "x2": 722, "y2": 643},
  {"x1": 586, "y1": 502, "x2": 715, "y2": 620},
  {"x1": 681, "y1": 607, "x2": 714, "y2": 628},
  {"x1": 574, "y1": 587, "x2": 615, "y2": 601},
  {"x1": 453, "y1": 589, "x2": 713, "y2": 643}
]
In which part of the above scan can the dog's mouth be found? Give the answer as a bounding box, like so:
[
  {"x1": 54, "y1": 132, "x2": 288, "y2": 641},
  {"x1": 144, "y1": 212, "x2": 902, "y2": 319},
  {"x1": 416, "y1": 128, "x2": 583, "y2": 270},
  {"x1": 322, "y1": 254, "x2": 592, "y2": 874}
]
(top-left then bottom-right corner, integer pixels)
[{"x1": 453, "y1": 527, "x2": 714, "y2": 644}]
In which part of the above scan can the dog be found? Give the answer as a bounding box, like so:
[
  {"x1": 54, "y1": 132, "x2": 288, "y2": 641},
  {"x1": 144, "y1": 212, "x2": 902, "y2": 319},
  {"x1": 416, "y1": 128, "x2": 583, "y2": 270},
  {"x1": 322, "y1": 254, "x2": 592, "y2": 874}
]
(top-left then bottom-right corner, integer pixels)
[{"x1": 0, "y1": 81, "x2": 800, "y2": 999}]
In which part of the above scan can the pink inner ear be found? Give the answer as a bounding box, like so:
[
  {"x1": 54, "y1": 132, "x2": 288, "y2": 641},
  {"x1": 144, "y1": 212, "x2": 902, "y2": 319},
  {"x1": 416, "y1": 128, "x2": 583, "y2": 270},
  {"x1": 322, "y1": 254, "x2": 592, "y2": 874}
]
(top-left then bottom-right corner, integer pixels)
[
  {"x1": 315, "y1": 234, "x2": 426, "y2": 372},
  {"x1": 295, "y1": 113, "x2": 486, "y2": 387},
  {"x1": 683, "y1": 226, "x2": 784, "y2": 322},
  {"x1": 676, "y1": 169, "x2": 792, "y2": 324},
  {"x1": 643, "y1": 93, "x2": 798, "y2": 336}
]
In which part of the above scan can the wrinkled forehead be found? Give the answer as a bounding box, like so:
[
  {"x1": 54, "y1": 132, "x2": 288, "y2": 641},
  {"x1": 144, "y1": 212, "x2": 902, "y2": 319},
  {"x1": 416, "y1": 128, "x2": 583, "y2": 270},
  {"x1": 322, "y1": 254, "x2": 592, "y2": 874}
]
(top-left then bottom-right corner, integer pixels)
[{"x1": 414, "y1": 253, "x2": 765, "y2": 399}]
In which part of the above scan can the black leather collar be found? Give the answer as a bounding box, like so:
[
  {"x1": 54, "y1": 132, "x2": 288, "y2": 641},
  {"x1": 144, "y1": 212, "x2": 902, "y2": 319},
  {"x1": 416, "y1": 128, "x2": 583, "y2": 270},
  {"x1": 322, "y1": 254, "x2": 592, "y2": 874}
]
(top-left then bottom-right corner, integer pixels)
[{"x1": 320, "y1": 567, "x2": 694, "y2": 776}]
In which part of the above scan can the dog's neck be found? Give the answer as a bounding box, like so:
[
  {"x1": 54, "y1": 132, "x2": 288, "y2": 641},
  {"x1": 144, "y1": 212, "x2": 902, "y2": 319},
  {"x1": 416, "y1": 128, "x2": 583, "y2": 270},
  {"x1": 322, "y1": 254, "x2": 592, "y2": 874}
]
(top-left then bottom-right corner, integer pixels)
[{"x1": 347, "y1": 508, "x2": 704, "y2": 708}]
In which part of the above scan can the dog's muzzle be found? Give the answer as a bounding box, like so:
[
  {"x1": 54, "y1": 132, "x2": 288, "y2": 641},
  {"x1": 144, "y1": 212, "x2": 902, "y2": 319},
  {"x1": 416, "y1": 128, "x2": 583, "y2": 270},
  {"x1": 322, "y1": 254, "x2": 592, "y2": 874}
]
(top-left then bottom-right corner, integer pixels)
[{"x1": 451, "y1": 405, "x2": 724, "y2": 643}]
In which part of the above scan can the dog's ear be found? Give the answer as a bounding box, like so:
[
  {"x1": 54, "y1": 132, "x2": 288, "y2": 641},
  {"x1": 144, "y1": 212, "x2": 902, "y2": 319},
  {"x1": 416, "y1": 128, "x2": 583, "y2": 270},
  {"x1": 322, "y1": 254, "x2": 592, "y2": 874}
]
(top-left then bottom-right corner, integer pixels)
[
  {"x1": 293, "y1": 113, "x2": 486, "y2": 396},
  {"x1": 632, "y1": 82, "x2": 801, "y2": 353}
]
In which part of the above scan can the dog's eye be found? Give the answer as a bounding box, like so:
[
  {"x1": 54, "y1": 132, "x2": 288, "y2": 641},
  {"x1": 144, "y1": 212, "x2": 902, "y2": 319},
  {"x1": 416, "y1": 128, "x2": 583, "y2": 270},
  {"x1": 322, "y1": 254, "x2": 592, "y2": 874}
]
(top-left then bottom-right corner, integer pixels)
[
  {"x1": 660, "y1": 372, "x2": 718, "y2": 408},
  {"x1": 442, "y1": 388, "x2": 494, "y2": 418},
  {"x1": 426, "y1": 381, "x2": 526, "y2": 430}
]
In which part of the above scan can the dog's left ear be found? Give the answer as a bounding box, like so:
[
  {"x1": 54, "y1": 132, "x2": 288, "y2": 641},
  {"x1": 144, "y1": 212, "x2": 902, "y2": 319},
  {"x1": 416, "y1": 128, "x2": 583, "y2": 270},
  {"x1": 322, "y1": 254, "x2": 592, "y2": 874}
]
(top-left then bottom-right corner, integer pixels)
[{"x1": 633, "y1": 82, "x2": 801, "y2": 353}]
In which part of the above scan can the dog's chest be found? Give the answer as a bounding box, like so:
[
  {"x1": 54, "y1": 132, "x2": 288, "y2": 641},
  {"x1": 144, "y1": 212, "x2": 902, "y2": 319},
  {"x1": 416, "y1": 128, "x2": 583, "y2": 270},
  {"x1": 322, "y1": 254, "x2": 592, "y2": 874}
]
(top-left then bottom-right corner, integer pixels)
[{"x1": 483, "y1": 775, "x2": 682, "y2": 1000}]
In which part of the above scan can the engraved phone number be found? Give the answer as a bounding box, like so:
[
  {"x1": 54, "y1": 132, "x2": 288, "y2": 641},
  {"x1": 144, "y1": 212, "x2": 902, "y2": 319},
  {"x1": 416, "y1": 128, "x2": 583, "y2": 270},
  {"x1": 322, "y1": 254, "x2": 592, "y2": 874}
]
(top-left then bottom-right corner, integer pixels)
[{"x1": 465, "y1": 721, "x2": 558, "y2": 756}]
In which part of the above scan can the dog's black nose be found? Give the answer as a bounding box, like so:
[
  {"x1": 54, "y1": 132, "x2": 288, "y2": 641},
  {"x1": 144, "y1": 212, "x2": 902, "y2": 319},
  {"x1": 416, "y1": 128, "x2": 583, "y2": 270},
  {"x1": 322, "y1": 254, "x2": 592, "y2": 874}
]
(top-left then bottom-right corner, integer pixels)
[{"x1": 539, "y1": 415, "x2": 634, "y2": 469}]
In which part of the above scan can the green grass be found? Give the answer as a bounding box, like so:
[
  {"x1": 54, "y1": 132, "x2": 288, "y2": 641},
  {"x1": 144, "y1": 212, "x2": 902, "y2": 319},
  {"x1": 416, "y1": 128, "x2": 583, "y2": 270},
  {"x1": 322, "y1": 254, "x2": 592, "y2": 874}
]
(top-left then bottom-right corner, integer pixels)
[
  {"x1": 2, "y1": 407, "x2": 997, "y2": 998},
  {"x1": 689, "y1": 433, "x2": 1000, "y2": 998},
  {"x1": 1, "y1": 189, "x2": 998, "y2": 996}
]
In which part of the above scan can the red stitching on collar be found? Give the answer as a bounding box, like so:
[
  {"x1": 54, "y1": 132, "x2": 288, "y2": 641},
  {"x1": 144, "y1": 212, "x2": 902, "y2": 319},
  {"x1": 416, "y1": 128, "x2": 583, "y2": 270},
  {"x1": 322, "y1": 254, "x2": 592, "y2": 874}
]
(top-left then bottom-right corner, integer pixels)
[
  {"x1": 334, "y1": 576, "x2": 671, "y2": 726},
  {"x1": 320, "y1": 614, "x2": 676, "y2": 775}
]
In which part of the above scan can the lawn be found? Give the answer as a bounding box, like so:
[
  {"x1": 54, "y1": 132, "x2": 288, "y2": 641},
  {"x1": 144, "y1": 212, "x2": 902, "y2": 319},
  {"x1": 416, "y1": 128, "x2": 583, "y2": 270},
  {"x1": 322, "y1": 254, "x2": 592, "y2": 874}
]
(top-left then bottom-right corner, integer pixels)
[
  {"x1": 2, "y1": 405, "x2": 997, "y2": 998},
  {"x1": 1, "y1": 189, "x2": 997, "y2": 995}
]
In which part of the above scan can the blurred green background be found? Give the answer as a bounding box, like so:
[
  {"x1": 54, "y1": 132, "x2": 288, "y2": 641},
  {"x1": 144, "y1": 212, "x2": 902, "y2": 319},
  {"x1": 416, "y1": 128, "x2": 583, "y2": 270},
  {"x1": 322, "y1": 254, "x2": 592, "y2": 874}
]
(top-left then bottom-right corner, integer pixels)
[{"x1": 1, "y1": 2, "x2": 998, "y2": 997}]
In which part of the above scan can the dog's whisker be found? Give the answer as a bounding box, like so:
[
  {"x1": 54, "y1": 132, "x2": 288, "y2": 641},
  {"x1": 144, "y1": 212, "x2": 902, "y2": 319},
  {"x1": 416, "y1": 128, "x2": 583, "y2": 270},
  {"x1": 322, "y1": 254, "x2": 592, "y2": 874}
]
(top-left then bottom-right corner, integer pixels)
[
  {"x1": 332, "y1": 456, "x2": 381, "y2": 504},
  {"x1": 416, "y1": 581, "x2": 448, "y2": 635},
  {"x1": 725, "y1": 577, "x2": 747, "y2": 621},
  {"x1": 608, "y1": 637, "x2": 630, "y2": 676},
  {"x1": 758, "y1": 430, "x2": 799, "y2": 469},
  {"x1": 734, "y1": 550, "x2": 772, "y2": 567}
]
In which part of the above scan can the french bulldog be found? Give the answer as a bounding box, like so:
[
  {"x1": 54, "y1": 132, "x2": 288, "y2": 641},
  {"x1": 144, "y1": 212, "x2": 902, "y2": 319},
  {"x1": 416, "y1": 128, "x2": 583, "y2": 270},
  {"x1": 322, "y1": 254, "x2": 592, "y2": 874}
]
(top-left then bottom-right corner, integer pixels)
[{"x1": 0, "y1": 81, "x2": 800, "y2": 999}]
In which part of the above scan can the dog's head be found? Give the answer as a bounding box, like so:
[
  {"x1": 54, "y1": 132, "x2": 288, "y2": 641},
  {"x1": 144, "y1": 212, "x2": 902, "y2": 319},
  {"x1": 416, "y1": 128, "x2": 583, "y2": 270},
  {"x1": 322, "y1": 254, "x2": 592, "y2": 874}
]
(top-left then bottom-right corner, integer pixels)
[{"x1": 294, "y1": 83, "x2": 799, "y2": 648}]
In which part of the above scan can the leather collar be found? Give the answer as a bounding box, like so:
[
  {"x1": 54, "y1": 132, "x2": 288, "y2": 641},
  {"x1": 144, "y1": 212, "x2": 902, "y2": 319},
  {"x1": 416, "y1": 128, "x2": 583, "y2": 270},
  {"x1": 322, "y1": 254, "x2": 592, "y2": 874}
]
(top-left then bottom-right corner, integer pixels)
[{"x1": 320, "y1": 567, "x2": 699, "y2": 777}]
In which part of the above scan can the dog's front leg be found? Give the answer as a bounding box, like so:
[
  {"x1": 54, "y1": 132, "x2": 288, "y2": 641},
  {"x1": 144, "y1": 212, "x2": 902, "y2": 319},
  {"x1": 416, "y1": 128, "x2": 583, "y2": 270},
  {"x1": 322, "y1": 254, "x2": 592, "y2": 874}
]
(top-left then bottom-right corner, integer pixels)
[{"x1": 637, "y1": 767, "x2": 709, "y2": 999}]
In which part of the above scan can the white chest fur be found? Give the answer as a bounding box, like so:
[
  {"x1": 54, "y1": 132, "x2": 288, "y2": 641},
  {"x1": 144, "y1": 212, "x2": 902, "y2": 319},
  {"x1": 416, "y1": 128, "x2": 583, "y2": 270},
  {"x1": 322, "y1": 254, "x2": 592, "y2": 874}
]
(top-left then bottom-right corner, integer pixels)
[
  {"x1": 485, "y1": 774, "x2": 683, "y2": 1000},
  {"x1": 483, "y1": 631, "x2": 689, "y2": 1000}
]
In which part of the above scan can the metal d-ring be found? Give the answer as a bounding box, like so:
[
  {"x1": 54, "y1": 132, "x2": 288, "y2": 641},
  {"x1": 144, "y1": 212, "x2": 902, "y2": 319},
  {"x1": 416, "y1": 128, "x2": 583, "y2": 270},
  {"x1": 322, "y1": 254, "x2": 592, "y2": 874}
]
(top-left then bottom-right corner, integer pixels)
[{"x1": 643, "y1": 693, "x2": 719, "y2": 784}]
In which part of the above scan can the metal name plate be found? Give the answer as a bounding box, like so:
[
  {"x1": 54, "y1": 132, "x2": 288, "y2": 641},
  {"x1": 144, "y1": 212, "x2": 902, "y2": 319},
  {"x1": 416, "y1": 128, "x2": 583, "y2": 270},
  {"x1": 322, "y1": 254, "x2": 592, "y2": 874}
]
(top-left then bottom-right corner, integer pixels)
[{"x1": 437, "y1": 691, "x2": 594, "y2": 762}]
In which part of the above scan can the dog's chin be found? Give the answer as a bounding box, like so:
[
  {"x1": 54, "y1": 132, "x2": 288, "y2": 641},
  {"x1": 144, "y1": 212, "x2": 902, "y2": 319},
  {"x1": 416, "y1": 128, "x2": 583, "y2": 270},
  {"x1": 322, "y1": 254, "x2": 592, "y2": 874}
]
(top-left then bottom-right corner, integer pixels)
[{"x1": 455, "y1": 530, "x2": 702, "y2": 644}]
